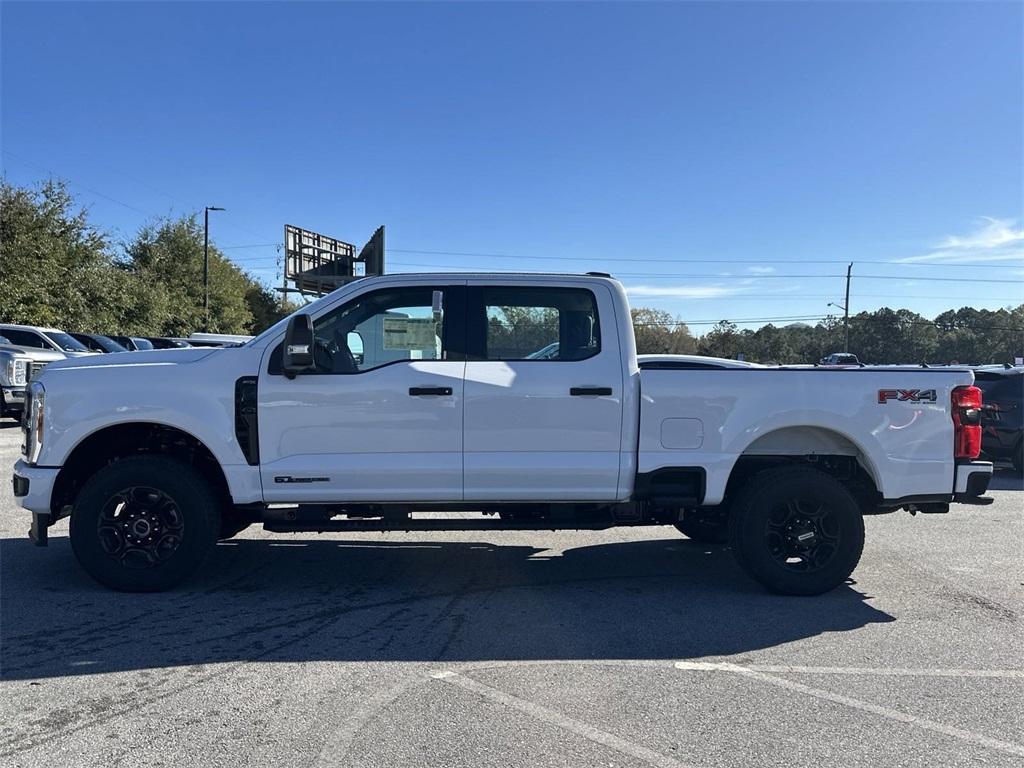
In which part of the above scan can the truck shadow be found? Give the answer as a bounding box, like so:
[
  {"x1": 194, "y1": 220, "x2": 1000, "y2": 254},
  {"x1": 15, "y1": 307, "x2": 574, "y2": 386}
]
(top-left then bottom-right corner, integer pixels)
[
  {"x1": 989, "y1": 468, "x2": 1023, "y2": 492},
  {"x1": 0, "y1": 533, "x2": 894, "y2": 681}
]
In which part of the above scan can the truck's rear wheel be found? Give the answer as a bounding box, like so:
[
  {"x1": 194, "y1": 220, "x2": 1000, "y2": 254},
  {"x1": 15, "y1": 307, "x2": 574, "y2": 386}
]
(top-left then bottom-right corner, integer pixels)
[
  {"x1": 728, "y1": 466, "x2": 865, "y2": 596},
  {"x1": 70, "y1": 456, "x2": 220, "y2": 591}
]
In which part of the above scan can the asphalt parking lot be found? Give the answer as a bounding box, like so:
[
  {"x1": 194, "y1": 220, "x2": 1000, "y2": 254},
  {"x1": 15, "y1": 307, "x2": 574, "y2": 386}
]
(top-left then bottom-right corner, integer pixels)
[{"x1": 0, "y1": 422, "x2": 1021, "y2": 768}]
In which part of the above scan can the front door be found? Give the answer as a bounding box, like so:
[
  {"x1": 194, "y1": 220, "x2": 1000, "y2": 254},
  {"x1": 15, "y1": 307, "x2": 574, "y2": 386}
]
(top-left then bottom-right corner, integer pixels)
[
  {"x1": 258, "y1": 283, "x2": 466, "y2": 503},
  {"x1": 462, "y1": 282, "x2": 625, "y2": 501}
]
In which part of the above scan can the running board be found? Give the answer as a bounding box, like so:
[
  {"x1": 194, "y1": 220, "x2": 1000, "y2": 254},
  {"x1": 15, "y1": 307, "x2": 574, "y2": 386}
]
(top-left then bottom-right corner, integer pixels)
[{"x1": 262, "y1": 518, "x2": 639, "y2": 534}]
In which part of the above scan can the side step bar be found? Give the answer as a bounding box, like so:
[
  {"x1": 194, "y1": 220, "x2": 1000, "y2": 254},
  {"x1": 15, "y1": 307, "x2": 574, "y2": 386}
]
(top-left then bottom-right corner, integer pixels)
[{"x1": 262, "y1": 518, "x2": 641, "y2": 534}]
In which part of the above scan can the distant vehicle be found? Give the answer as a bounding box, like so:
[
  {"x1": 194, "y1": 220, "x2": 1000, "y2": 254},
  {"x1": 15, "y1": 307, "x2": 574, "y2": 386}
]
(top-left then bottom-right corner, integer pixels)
[
  {"x1": 145, "y1": 337, "x2": 191, "y2": 349},
  {"x1": 0, "y1": 324, "x2": 96, "y2": 357},
  {"x1": 68, "y1": 333, "x2": 128, "y2": 354},
  {"x1": 0, "y1": 337, "x2": 32, "y2": 420},
  {"x1": 0, "y1": 335, "x2": 65, "y2": 419},
  {"x1": 820, "y1": 352, "x2": 861, "y2": 366},
  {"x1": 975, "y1": 366, "x2": 1023, "y2": 474},
  {"x1": 525, "y1": 341, "x2": 560, "y2": 360},
  {"x1": 107, "y1": 335, "x2": 155, "y2": 351}
]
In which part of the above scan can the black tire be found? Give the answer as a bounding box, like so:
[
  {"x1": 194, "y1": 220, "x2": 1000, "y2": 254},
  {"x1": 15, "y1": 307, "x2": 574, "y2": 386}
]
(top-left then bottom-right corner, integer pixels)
[
  {"x1": 728, "y1": 465, "x2": 865, "y2": 596},
  {"x1": 70, "y1": 456, "x2": 221, "y2": 591},
  {"x1": 674, "y1": 512, "x2": 729, "y2": 544},
  {"x1": 1012, "y1": 440, "x2": 1023, "y2": 476}
]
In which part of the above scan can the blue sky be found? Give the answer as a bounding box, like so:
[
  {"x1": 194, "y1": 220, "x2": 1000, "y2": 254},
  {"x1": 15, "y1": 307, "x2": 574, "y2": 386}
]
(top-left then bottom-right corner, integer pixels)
[{"x1": 2, "y1": 1, "x2": 1022, "y2": 329}]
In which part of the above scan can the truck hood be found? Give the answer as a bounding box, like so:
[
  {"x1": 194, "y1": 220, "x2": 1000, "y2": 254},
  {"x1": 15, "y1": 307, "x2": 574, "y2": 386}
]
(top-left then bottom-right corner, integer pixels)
[
  {"x1": 0, "y1": 345, "x2": 66, "y2": 363},
  {"x1": 44, "y1": 347, "x2": 218, "y2": 371}
]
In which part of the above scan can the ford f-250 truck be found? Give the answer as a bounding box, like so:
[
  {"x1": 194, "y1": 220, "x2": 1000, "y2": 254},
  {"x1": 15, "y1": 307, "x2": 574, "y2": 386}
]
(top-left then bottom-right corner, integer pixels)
[{"x1": 12, "y1": 273, "x2": 993, "y2": 594}]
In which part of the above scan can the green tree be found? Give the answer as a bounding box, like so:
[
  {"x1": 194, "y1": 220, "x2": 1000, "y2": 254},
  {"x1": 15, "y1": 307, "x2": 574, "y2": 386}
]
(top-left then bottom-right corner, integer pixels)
[
  {"x1": 0, "y1": 180, "x2": 143, "y2": 331},
  {"x1": 122, "y1": 215, "x2": 257, "y2": 335},
  {"x1": 631, "y1": 308, "x2": 696, "y2": 354},
  {"x1": 698, "y1": 320, "x2": 742, "y2": 359}
]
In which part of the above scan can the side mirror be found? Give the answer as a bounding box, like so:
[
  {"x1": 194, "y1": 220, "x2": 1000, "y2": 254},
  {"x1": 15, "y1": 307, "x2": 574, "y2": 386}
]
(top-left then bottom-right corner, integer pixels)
[{"x1": 283, "y1": 314, "x2": 315, "y2": 378}]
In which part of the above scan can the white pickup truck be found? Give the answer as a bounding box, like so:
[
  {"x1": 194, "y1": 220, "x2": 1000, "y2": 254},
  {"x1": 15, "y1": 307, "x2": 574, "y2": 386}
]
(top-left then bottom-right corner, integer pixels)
[{"x1": 12, "y1": 273, "x2": 993, "y2": 594}]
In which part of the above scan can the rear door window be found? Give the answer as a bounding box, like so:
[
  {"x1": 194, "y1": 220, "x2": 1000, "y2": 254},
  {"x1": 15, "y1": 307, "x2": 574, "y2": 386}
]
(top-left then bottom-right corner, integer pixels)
[{"x1": 476, "y1": 287, "x2": 600, "y2": 362}]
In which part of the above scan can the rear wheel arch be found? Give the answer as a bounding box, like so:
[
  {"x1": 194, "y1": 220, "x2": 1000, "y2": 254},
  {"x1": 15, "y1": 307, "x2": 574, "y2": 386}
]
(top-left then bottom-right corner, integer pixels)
[{"x1": 728, "y1": 425, "x2": 882, "y2": 506}]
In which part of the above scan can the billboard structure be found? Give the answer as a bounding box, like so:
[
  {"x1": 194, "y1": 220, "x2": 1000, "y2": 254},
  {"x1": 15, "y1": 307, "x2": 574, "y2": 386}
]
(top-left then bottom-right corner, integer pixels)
[{"x1": 283, "y1": 225, "x2": 385, "y2": 297}]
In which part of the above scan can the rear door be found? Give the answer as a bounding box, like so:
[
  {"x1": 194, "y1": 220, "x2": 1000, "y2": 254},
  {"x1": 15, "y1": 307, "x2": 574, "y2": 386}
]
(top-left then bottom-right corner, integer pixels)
[{"x1": 462, "y1": 281, "x2": 625, "y2": 500}]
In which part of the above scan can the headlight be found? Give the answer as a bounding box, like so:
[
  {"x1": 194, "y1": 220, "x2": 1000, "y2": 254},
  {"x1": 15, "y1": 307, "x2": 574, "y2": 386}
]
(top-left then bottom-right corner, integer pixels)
[
  {"x1": 4, "y1": 358, "x2": 28, "y2": 387},
  {"x1": 25, "y1": 381, "x2": 45, "y2": 464}
]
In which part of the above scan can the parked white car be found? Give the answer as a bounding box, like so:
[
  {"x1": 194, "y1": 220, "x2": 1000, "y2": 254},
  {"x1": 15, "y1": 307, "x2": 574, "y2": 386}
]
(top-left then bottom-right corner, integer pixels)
[
  {"x1": 0, "y1": 324, "x2": 98, "y2": 357},
  {"x1": 13, "y1": 274, "x2": 992, "y2": 594}
]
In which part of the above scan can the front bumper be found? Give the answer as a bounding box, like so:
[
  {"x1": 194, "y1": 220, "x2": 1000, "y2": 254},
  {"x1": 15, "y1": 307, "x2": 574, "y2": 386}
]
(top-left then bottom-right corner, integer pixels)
[
  {"x1": 953, "y1": 460, "x2": 993, "y2": 501},
  {"x1": 13, "y1": 459, "x2": 58, "y2": 515},
  {"x1": 13, "y1": 459, "x2": 59, "y2": 547}
]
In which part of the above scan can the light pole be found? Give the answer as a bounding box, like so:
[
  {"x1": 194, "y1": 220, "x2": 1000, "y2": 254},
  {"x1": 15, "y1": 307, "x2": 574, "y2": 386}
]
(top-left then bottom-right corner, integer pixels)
[{"x1": 203, "y1": 206, "x2": 225, "y2": 332}]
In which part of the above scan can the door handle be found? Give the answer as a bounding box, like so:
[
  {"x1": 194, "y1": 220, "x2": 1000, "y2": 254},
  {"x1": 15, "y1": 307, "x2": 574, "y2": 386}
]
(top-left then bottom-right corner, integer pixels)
[
  {"x1": 570, "y1": 387, "x2": 612, "y2": 396},
  {"x1": 409, "y1": 386, "x2": 453, "y2": 396}
]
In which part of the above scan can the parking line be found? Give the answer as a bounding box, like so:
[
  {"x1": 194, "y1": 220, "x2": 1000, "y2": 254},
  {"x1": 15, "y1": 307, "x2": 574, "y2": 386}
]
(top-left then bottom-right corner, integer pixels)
[
  {"x1": 674, "y1": 661, "x2": 1024, "y2": 758},
  {"x1": 675, "y1": 661, "x2": 1024, "y2": 679},
  {"x1": 432, "y1": 671, "x2": 695, "y2": 768}
]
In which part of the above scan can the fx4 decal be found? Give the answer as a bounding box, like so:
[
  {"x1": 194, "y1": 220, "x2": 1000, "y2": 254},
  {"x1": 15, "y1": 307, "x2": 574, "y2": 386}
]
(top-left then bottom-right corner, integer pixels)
[{"x1": 878, "y1": 388, "x2": 937, "y2": 404}]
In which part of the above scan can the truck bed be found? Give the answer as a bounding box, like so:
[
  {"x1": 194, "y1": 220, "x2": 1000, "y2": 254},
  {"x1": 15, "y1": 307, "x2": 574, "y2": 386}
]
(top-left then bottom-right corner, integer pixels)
[{"x1": 638, "y1": 365, "x2": 976, "y2": 505}]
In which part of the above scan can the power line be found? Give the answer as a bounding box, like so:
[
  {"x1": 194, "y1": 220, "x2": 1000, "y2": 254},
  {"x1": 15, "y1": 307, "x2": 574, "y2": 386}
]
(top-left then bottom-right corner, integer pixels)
[
  {"x1": 216, "y1": 241, "x2": 1024, "y2": 269},
  {"x1": 2, "y1": 149, "x2": 152, "y2": 216},
  {"x1": 385, "y1": 248, "x2": 1024, "y2": 269}
]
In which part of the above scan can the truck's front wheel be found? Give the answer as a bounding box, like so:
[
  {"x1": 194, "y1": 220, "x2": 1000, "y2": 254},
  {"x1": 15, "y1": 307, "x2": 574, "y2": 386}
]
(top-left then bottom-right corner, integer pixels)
[
  {"x1": 729, "y1": 466, "x2": 865, "y2": 596},
  {"x1": 70, "y1": 456, "x2": 220, "y2": 591}
]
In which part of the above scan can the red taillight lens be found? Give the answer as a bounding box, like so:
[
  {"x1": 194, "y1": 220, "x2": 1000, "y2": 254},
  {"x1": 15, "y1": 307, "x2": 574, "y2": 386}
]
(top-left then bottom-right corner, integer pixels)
[{"x1": 952, "y1": 385, "x2": 982, "y2": 460}]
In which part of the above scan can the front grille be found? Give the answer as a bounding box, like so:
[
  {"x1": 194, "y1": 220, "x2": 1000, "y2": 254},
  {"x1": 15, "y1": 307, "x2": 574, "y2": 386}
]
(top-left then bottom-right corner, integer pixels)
[{"x1": 28, "y1": 361, "x2": 47, "y2": 381}]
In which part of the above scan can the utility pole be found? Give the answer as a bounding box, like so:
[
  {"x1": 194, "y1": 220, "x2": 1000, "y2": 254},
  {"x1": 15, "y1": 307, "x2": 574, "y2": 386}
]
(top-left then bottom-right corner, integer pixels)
[
  {"x1": 843, "y1": 262, "x2": 852, "y2": 352},
  {"x1": 826, "y1": 263, "x2": 854, "y2": 353},
  {"x1": 203, "y1": 206, "x2": 225, "y2": 332}
]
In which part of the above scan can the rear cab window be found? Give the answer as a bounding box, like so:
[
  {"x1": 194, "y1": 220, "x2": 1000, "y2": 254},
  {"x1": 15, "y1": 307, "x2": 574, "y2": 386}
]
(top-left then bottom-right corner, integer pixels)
[{"x1": 473, "y1": 286, "x2": 601, "y2": 362}]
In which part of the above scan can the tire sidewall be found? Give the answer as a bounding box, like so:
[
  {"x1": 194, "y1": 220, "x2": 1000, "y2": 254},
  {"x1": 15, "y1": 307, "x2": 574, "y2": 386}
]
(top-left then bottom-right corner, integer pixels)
[
  {"x1": 730, "y1": 469, "x2": 865, "y2": 596},
  {"x1": 70, "y1": 457, "x2": 218, "y2": 591}
]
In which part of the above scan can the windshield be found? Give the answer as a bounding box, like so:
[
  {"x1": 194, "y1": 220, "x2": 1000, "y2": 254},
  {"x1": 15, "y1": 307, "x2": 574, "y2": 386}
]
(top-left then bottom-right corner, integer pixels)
[
  {"x1": 97, "y1": 336, "x2": 128, "y2": 352},
  {"x1": 131, "y1": 337, "x2": 155, "y2": 350},
  {"x1": 43, "y1": 331, "x2": 91, "y2": 352}
]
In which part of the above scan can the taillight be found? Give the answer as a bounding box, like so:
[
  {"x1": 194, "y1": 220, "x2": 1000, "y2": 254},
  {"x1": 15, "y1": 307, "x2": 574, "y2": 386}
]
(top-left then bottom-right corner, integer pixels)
[{"x1": 951, "y1": 385, "x2": 982, "y2": 460}]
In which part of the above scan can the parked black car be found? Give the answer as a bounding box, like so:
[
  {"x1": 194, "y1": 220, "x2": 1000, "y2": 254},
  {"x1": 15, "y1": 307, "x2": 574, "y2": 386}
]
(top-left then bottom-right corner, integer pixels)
[
  {"x1": 975, "y1": 366, "x2": 1023, "y2": 474},
  {"x1": 107, "y1": 335, "x2": 155, "y2": 351},
  {"x1": 145, "y1": 337, "x2": 190, "y2": 349},
  {"x1": 68, "y1": 332, "x2": 129, "y2": 354}
]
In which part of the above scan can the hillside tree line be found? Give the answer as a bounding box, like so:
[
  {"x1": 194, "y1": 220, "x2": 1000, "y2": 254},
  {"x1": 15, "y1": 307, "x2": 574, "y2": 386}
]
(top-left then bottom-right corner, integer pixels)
[{"x1": 1, "y1": 179, "x2": 1020, "y2": 363}]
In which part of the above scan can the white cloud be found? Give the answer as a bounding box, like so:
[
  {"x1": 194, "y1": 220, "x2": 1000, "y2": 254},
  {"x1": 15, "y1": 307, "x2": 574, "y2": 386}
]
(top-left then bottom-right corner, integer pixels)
[
  {"x1": 747, "y1": 265, "x2": 777, "y2": 274},
  {"x1": 896, "y1": 217, "x2": 1024, "y2": 264},
  {"x1": 625, "y1": 284, "x2": 745, "y2": 299}
]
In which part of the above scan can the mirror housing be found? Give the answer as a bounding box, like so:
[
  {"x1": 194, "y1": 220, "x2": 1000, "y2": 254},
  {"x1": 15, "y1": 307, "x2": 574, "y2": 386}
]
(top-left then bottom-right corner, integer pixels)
[{"x1": 282, "y1": 314, "x2": 315, "y2": 378}]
